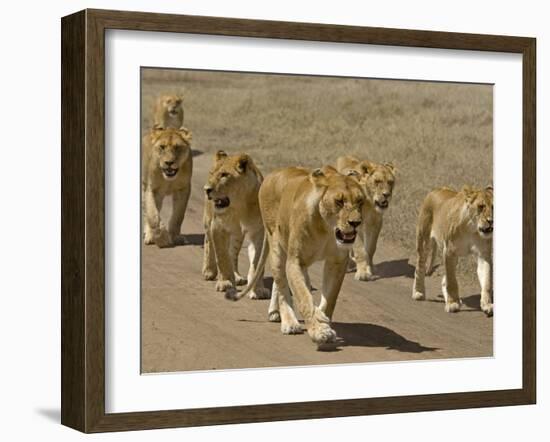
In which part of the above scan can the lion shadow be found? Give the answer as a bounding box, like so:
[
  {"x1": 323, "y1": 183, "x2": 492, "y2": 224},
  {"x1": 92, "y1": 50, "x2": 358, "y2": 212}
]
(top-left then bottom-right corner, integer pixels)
[
  {"x1": 170, "y1": 233, "x2": 205, "y2": 247},
  {"x1": 426, "y1": 293, "x2": 486, "y2": 313},
  {"x1": 329, "y1": 322, "x2": 438, "y2": 353},
  {"x1": 375, "y1": 259, "x2": 415, "y2": 279}
]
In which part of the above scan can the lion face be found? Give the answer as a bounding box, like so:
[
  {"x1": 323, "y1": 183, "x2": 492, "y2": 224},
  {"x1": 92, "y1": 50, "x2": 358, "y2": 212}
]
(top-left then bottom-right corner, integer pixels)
[
  {"x1": 314, "y1": 170, "x2": 365, "y2": 248},
  {"x1": 204, "y1": 151, "x2": 256, "y2": 212},
  {"x1": 161, "y1": 94, "x2": 183, "y2": 118},
  {"x1": 351, "y1": 161, "x2": 396, "y2": 213},
  {"x1": 150, "y1": 127, "x2": 192, "y2": 181},
  {"x1": 464, "y1": 186, "x2": 494, "y2": 239}
]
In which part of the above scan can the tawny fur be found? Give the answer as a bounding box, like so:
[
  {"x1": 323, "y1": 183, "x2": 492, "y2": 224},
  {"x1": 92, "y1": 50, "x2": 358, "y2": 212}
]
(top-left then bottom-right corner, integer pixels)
[
  {"x1": 412, "y1": 186, "x2": 494, "y2": 315},
  {"x1": 227, "y1": 166, "x2": 365, "y2": 346},
  {"x1": 202, "y1": 151, "x2": 270, "y2": 299},
  {"x1": 142, "y1": 127, "x2": 193, "y2": 248},
  {"x1": 336, "y1": 155, "x2": 396, "y2": 281},
  {"x1": 153, "y1": 94, "x2": 184, "y2": 129}
]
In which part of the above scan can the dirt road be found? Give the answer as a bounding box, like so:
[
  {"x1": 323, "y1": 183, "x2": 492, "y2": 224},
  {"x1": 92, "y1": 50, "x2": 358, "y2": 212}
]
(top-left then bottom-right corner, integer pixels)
[{"x1": 141, "y1": 152, "x2": 492, "y2": 373}]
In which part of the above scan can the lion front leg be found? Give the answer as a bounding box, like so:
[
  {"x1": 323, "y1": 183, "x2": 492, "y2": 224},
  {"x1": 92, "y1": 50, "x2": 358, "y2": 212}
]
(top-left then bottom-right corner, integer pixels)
[
  {"x1": 442, "y1": 251, "x2": 461, "y2": 313},
  {"x1": 268, "y1": 236, "x2": 301, "y2": 333},
  {"x1": 319, "y1": 254, "x2": 348, "y2": 321},
  {"x1": 143, "y1": 189, "x2": 172, "y2": 248},
  {"x1": 168, "y1": 186, "x2": 191, "y2": 243},
  {"x1": 355, "y1": 217, "x2": 382, "y2": 281},
  {"x1": 211, "y1": 225, "x2": 236, "y2": 295},
  {"x1": 287, "y1": 260, "x2": 336, "y2": 345},
  {"x1": 246, "y1": 228, "x2": 270, "y2": 300},
  {"x1": 477, "y1": 253, "x2": 493, "y2": 316},
  {"x1": 230, "y1": 231, "x2": 247, "y2": 286},
  {"x1": 202, "y1": 230, "x2": 217, "y2": 281}
]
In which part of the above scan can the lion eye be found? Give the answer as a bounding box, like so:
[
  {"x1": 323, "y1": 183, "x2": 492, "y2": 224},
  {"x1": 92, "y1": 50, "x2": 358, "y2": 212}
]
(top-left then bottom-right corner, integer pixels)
[
  {"x1": 478, "y1": 204, "x2": 485, "y2": 211},
  {"x1": 335, "y1": 198, "x2": 344, "y2": 207},
  {"x1": 220, "y1": 172, "x2": 230, "y2": 179},
  {"x1": 388, "y1": 181, "x2": 394, "y2": 187},
  {"x1": 374, "y1": 179, "x2": 382, "y2": 185},
  {"x1": 159, "y1": 145, "x2": 166, "y2": 151}
]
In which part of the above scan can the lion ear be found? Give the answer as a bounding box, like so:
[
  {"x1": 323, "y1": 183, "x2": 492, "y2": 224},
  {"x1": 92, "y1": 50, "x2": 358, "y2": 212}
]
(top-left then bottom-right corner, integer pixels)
[
  {"x1": 236, "y1": 154, "x2": 250, "y2": 173},
  {"x1": 384, "y1": 162, "x2": 396, "y2": 174},
  {"x1": 485, "y1": 185, "x2": 494, "y2": 193},
  {"x1": 360, "y1": 160, "x2": 374, "y2": 175},
  {"x1": 215, "y1": 150, "x2": 228, "y2": 161},
  {"x1": 150, "y1": 126, "x2": 164, "y2": 142},
  {"x1": 462, "y1": 185, "x2": 477, "y2": 203},
  {"x1": 178, "y1": 127, "x2": 192, "y2": 142},
  {"x1": 310, "y1": 168, "x2": 328, "y2": 187}
]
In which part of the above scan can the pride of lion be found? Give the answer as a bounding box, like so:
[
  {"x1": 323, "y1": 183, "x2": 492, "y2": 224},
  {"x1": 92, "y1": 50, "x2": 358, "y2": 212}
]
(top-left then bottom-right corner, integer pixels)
[{"x1": 142, "y1": 93, "x2": 494, "y2": 348}]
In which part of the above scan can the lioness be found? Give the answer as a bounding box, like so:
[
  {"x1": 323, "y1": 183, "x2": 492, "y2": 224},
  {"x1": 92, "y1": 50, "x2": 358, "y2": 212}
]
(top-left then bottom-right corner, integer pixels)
[
  {"x1": 412, "y1": 186, "x2": 493, "y2": 315},
  {"x1": 227, "y1": 166, "x2": 365, "y2": 345},
  {"x1": 202, "y1": 151, "x2": 270, "y2": 299},
  {"x1": 153, "y1": 94, "x2": 184, "y2": 129},
  {"x1": 142, "y1": 127, "x2": 192, "y2": 248},
  {"x1": 336, "y1": 156, "x2": 396, "y2": 281}
]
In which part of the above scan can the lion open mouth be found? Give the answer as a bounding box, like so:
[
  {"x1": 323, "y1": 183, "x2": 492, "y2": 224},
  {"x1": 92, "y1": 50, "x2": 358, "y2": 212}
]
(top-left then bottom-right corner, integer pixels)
[
  {"x1": 375, "y1": 200, "x2": 389, "y2": 210},
  {"x1": 162, "y1": 167, "x2": 179, "y2": 179},
  {"x1": 335, "y1": 228, "x2": 357, "y2": 244},
  {"x1": 479, "y1": 226, "x2": 493, "y2": 235},
  {"x1": 214, "y1": 197, "x2": 230, "y2": 209}
]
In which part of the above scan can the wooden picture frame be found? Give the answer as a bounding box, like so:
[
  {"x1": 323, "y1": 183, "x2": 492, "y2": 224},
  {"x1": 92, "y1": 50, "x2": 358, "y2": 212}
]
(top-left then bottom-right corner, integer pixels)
[{"x1": 61, "y1": 8, "x2": 536, "y2": 433}]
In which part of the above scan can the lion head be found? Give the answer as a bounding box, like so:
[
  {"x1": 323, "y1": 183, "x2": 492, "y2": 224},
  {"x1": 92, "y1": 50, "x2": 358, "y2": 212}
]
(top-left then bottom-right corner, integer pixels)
[
  {"x1": 463, "y1": 185, "x2": 494, "y2": 239},
  {"x1": 203, "y1": 151, "x2": 261, "y2": 212},
  {"x1": 311, "y1": 167, "x2": 365, "y2": 249},
  {"x1": 157, "y1": 94, "x2": 183, "y2": 120},
  {"x1": 149, "y1": 127, "x2": 192, "y2": 181},
  {"x1": 347, "y1": 160, "x2": 396, "y2": 213}
]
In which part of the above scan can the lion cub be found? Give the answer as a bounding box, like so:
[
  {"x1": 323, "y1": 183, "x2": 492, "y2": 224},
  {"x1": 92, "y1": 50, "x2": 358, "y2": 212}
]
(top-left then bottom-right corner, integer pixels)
[
  {"x1": 227, "y1": 166, "x2": 365, "y2": 345},
  {"x1": 153, "y1": 94, "x2": 184, "y2": 129},
  {"x1": 336, "y1": 156, "x2": 396, "y2": 281},
  {"x1": 412, "y1": 186, "x2": 493, "y2": 315},
  {"x1": 142, "y1": 127, "x2": 193, "y2": 248},
  {"x1": 202, "y1": 151, "x2": 270, "y2": 300}
]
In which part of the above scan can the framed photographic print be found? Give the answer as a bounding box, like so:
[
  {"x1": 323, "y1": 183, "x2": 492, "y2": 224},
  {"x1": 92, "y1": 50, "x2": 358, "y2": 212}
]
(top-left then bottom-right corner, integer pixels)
[{"x1": 61, "y1": 9, "x2": 536, "y2": 433}]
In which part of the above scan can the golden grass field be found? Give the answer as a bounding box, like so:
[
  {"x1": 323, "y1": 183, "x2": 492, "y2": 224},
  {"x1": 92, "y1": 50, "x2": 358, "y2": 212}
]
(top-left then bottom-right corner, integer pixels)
[{"x1": 141, "y1": 68, "x2": 492, "y2": 283}]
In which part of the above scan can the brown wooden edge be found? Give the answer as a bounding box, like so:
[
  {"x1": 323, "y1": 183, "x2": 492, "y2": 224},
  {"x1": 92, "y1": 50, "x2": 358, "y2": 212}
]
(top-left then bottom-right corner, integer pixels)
[{"x1": 61, "y1": 8, "x2": 536, "y2": 433}]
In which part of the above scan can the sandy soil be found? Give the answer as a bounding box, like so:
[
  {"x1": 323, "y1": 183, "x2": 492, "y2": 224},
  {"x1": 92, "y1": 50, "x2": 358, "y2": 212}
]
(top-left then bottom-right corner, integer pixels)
[{"x1": 141, "y1": 151, "x2": 493, "y2": 373}]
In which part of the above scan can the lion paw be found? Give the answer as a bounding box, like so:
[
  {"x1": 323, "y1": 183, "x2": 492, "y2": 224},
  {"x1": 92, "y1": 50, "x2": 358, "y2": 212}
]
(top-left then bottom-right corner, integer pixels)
[
  {"x1": 268, "y1": 311, "x2": 281, "y2": 322},
  {"x1": 234, "y1": 273, "x2": 247, "y2": 286},
  {"x1": 281, "y1": 321, "x2": 303, "y2": 335},
  {"x1": 354, "y1": 270, "x2": 377, "y2": 282},
  {"x1": 481, "y1": 302, "x2": 493, "y2": 317},
  {"x1": 412, "y1": 291, "x2": 426, "y2": 301},
  {"x1": 445, "y1": 301, "x2": 461, "y2": 313},
  {"x1": 144, "y1": 228, "x2": 155, "y2": 245},
  {"x1": 202, "y1": 268, "x2": 217, "y2": 281},
  {"x1": 216, "y1": 279, "x2": 234, "y2": 292},
  {"x1": 249, "y1": 287, "x2": 271, "y2": 300},
  {"x1": 308, "y1": 322, "x2": 337, "y2": 344},
  {"x1": 155, "y1": 229, "x2": 174, "y2": 248}
]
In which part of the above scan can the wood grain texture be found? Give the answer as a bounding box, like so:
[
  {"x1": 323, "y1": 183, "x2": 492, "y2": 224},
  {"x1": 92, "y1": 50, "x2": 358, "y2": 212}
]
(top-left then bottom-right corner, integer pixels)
[
  {"x1": 60, "y1": 8, "x2": 537, "y2": 433},
  {"x1": 61, "y1": 10, "x2": 86, "y2": 432}
]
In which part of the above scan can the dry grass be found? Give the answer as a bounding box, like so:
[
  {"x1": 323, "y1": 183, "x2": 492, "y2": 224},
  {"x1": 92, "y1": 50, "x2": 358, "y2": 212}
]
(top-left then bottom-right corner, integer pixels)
[{"x1": 141, "y1": 68, "x2": 492, "y2": 282}]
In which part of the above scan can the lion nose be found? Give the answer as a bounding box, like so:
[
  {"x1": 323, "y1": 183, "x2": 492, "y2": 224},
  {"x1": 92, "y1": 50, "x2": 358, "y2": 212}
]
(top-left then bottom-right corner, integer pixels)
[
  {"x1": 204, "y1": 185, "x2": 213, "y2": 196},
  {"x1": 487, "y1": 218, "x2": 493, "y2": 226},
  {"x1": 382, "y1": 192, "x2": 391, "y2": 198},
  {"x1": 165, "y1": 160, "x2": 175, "y2": 167},
  {"x1": 348, "y1": 220, "x2": 361, "y2": 228}
]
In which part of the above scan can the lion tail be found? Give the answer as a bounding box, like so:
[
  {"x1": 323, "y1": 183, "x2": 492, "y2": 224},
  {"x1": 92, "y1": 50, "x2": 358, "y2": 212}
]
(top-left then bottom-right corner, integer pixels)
[{"x1": 225, "y1": 232, "x2": 269, "y2": 302}]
